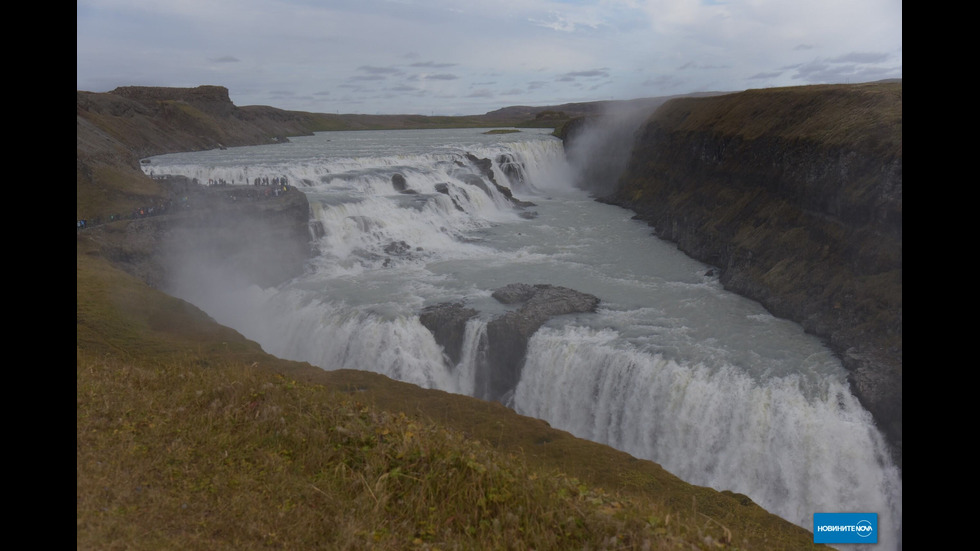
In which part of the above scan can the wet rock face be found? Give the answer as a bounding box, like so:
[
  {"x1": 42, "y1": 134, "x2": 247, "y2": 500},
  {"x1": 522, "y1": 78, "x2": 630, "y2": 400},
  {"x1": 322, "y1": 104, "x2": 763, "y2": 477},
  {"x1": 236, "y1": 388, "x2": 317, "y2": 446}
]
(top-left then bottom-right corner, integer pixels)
[
  {"x1": 92, "y1": 185, "x2": 314, "y2": 290},
  {"x1": 484, "y1": 284, "x2": 600, "y2": 403},
  {"x1": 462, "y1": 153, "x2": 537, "y2": 209},
  {"x1": 491, "y1": 283, "x2": 539, "y2": 304},
  {"x1": 419, "y1": 302, "x2": 478, "y2": 366},
  {"x1": 495, "y1": 153, "x2": 526, "y2": 189},
  {"x1": 391, "y1": 173, "x2": 418, "y2": 194},
  {"x1": 419, "y1": 283, "x2": 600, "y2": 404},
  {"x1": 591, "y1": 85, "x2": 903, "y2": 471}
]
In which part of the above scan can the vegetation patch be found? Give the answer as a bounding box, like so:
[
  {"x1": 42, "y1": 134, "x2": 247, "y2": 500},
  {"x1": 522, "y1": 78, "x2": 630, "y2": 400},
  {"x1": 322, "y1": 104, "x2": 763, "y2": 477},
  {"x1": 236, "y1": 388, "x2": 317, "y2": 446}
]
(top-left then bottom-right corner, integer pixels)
[{"x1": 77, "y1": 347, "x2": 772, "y2": 550}]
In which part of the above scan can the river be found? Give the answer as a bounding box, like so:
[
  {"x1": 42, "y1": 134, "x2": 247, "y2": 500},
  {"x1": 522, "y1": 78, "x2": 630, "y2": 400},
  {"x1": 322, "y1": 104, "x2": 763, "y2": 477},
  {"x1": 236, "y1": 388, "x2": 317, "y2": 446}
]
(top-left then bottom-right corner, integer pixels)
[{"x1": 143, "y1": 127, "x2": 901, "y2": 550}]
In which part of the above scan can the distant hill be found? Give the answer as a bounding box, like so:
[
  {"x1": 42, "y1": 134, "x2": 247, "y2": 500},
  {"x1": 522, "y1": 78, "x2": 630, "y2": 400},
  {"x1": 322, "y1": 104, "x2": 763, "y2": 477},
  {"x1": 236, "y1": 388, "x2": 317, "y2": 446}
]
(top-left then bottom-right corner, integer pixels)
[
  {"x1": 482, "y1": 93, "x2": 730, "y2": 122},
  {"x1": 76, "y1": 85, "x2": 722, "y2": 221}
]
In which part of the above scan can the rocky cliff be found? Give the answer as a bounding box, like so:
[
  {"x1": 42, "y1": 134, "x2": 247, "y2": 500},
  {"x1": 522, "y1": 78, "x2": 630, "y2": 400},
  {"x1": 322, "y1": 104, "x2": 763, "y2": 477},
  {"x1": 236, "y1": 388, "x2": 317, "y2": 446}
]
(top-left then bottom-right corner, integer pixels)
[
  {"x1": 77, "y1": 86, "x2": 327, "y2": 290},
  {"x1": 568, "y1": 82, "x2": 902, "y2": 470},
  {"x1": 84, "y1": 179, "x2": 314, "y2": 290},
  {"x1": 420, "y1": 284, "x2": 600, "y2": 404}
]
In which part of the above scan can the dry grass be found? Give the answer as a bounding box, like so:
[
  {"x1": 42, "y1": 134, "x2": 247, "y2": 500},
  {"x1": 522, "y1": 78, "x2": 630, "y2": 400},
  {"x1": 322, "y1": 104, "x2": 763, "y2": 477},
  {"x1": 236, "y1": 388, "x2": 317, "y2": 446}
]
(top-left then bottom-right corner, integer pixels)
[
  {"x1": 76, "y1": 248, "x2": 825, "y2": 550},
  {"x1": 656, "y1": 82, "x2": 902, "y2": 158},
  {"x1": 78, "y1": 352, "x2": 700, "y2": 550}
]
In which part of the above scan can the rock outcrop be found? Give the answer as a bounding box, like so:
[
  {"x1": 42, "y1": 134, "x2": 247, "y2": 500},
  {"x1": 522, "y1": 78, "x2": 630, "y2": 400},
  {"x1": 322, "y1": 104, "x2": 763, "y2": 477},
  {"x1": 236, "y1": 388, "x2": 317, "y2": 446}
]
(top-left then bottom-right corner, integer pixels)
[
  {"x1": 76, "y1": 86, "x2": 336, "y2": 290},
  {"x1": 420, "y1": 284, "x2": 600, "y2": 403},
  {"x1": 568, "y1": 82, "x2": 902, "y2": 470},
  {"x1": 391, "y1": 173, "x2": 417, "y2": 194},
  {"x1": 484, "y1": 284, "x2": 600, "y2": 402},
  {"x1": 419, "y1": 302, "x2": 479, "y2": 366},
  {"x1": 85, "y1": 180, "x2": 314, "y2": 290},
  {"x1": 464, "y1": 153, "x2": 537, "y2": 209}
]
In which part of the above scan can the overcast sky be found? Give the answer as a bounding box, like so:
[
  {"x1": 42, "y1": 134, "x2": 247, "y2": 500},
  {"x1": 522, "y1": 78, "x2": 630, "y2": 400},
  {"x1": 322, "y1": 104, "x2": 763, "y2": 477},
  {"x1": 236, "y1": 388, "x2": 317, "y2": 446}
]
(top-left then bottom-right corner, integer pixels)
[{"x1": 77, "y1": 0, "x2": 901, "y2": 116}]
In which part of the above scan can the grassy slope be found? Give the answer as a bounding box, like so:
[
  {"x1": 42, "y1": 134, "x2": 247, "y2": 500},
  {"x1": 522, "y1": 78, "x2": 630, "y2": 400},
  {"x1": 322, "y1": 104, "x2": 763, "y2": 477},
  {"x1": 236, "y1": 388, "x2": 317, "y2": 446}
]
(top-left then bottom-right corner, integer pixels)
[
  {"x1": 77, "y1": 87, "x2": 827, "y2": 550},
  {"x1": 652, "y1": 82, "x2": 901, "y2": 155},
  {"x1": 77, "y1": 248, "x2": 822, "y2": 550}
]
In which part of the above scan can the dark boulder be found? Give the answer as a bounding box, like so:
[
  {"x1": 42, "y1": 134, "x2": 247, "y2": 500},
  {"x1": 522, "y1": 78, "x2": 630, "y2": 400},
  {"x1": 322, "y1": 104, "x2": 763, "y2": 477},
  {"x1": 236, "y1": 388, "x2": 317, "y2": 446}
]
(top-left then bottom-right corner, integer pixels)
[
  {"x1": 391, "y1": 173, "x2": 417, "y2": 194},
  {"x1": 419, "y1": 302, "x2": 479, "y2": 366},
  {"x1": 384, "y1": 240, "x2": 411, "y2": 256},
  {"x1": 434, "y1": 182, "x2": 466, "y2": 211},
  {"x1": 483, "y1": 284, "x2": 600, "y2": 402},
  {"x1": 465, "y1": 153, "x2": 496, "y2": 183},
  {"x1": 495, "y1": 153, "x2": 526, "y2": 188},
  {"x1": 459, "y1": 173, "x2": 495, "y2": 199},
  {"x1": 463, "y1": 153, "x2": 536, "y2": 209},
  {"x1": 491, "y1": 282, "x2": 538, "y2": 304},
  {"x1": 418, "y1": 283, "x2": 600, "y2": 404}
]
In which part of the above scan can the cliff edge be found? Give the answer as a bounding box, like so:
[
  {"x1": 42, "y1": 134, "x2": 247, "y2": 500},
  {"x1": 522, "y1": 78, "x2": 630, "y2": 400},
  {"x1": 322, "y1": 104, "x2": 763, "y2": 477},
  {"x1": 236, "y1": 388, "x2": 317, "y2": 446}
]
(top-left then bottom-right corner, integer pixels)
[
  {"x1": 77, "y1": 86, "x2": 326, "y2": 290},
  {"x1": 583, "y1": 82, "x2": 902, "y2": 470}
]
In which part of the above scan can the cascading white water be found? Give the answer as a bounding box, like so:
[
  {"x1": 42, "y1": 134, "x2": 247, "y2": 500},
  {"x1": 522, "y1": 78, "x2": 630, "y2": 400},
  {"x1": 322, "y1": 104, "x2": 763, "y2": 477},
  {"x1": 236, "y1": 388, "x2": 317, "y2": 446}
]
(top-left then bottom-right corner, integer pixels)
[
  {"x1": 515, "y1": 327, "x2": 901, "y2": 542},
  {"x1": 144, "y1": 127, "x2": 901, "y2": 550}
]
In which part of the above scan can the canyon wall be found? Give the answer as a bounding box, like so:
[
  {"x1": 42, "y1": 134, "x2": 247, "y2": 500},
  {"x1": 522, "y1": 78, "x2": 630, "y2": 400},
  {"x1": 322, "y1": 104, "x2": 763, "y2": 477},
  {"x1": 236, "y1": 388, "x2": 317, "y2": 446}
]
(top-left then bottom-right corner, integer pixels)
[{"x1": 567, "y1": 82, "x2": 902, "y2": 469}]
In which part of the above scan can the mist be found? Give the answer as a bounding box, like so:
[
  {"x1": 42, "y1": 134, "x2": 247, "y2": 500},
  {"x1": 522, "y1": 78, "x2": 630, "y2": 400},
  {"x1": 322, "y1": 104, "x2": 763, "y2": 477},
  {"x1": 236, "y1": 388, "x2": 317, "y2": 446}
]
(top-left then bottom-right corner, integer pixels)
[{"x1": 562, "y1": 99, "x2": 667, "y2": 197}]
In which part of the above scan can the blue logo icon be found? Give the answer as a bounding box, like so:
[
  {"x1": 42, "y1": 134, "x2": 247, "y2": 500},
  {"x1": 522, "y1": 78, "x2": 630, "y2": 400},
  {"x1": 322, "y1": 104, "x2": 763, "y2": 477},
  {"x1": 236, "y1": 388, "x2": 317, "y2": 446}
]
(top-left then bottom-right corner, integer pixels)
[{"x1": 813, "y1": 513, "x2": 877, "y2": 544}]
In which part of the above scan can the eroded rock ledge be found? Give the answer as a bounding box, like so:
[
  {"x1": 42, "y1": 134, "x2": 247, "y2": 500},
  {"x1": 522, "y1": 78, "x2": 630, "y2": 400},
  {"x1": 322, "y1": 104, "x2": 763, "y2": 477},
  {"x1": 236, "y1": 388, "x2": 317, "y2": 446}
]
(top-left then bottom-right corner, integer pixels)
[
  {"x1": 84, "y1": 178, "x2": 315, "y2": 290},
  {"x1": 420, "y1": 283, "x2": 600, "y2": 403}
]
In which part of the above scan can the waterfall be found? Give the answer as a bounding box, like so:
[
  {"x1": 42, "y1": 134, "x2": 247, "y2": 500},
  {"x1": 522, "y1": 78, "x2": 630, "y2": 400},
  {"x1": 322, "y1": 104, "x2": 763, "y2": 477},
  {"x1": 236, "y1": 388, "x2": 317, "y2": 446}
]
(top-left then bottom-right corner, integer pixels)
[
  {"x1": 514, "y1": 326, "x2": 901, "y2": 549},
  {"x1": 145, "y1": 128, "x2": 901, "y2": 550}
]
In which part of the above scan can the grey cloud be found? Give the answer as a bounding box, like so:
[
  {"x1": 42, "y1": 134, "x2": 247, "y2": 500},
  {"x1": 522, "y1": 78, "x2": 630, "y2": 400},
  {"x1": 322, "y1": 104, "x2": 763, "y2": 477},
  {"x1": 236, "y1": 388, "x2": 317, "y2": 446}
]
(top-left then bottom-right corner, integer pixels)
[
  {"x1": 410, "y1": 61, "x2": 457, "y2": 68},
  {"x1": 790, "y1": 59, "x2": 894, "y2": 83},
  {"x1": 357, "y1": 65, "x2": 403, "y2": 75},
  {"x1": 211, "y1": 56, "x2": 240, "y2": 63},
  {"x1": 783, "y1": 52, "x2": 895, "y2": 83},
  {"x1": 678, "y1": 62, "x2": 728, "y2": 71},
  {"x1": 559, "y1": 68, "x2": 610, "y2": 80},
  {"x1": 828, "y1": 52, "x2": 889, "y2": 64},
  {"x1": 641, "y1": 74, "x2": 685, "y2": 90}
]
